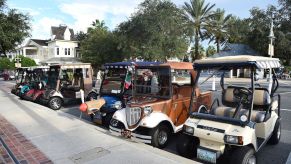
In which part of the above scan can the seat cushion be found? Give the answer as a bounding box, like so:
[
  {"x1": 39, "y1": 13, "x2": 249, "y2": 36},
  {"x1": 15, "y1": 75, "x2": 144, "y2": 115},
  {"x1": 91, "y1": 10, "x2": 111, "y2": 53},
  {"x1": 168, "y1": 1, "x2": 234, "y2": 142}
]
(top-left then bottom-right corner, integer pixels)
[{"x1": 213, "y1": 106, "x2": 267, "y2": 123}]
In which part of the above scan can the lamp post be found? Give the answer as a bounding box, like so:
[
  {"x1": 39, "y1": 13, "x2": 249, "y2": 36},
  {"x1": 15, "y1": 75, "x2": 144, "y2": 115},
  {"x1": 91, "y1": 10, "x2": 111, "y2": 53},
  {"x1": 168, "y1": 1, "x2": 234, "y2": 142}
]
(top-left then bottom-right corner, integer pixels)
[{"x1": 267, "y1": 14, "x2": 275, "y2": 93}]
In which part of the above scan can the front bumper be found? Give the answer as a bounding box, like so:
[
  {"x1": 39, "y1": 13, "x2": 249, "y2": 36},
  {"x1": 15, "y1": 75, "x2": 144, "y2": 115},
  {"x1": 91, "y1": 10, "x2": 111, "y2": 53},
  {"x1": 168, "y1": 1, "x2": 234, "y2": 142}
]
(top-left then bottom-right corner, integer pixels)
[{"x1": 109, "y1": 126, "x2": 152, "y2": 144}]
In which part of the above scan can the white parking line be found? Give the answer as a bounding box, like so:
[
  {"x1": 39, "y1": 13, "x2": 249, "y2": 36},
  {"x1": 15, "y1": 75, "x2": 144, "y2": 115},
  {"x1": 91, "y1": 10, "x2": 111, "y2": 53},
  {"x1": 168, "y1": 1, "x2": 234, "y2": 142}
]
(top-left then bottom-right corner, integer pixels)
[
  {"x1": 286, "y1": 152, "x2": 291, "y2": 164},
  {"x1": 281, "y1": 109, "x2": 291, "y2": 112}
]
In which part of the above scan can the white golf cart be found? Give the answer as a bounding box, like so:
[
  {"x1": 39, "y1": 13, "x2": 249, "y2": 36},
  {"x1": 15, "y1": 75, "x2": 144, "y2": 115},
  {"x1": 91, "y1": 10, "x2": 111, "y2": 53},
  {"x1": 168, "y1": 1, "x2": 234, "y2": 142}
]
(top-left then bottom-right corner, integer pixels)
[{"x1": 176, "y1": 56, "x2": 282, "y2": 164}]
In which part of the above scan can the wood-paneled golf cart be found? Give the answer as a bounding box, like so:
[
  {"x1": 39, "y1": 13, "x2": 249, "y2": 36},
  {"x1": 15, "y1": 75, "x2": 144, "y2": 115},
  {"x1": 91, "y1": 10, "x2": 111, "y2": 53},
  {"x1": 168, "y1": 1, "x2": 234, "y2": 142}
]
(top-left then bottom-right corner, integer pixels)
[
  {"x1": 40, "y1": 63, "x2": 93, "y2": 110},
  {"x1": 176, "y1": 56, "x2": 282, "y2": 164},
  {"x1": 79, "y1": 61, "x2": 161, "y2": 127},
  {"x1": 109, "y1": 62, "x2": 212, "y2": 148}
]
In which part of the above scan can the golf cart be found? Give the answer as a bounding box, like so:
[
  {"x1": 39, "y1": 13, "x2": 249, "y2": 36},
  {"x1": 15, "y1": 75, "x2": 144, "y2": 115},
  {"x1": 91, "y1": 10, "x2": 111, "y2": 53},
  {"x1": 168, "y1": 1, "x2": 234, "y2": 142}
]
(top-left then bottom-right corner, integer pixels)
[
  {"x1": 79, "y1": 61, "x2": 161, "y2": 127},
  {"x1": 11, "y1": 67, "x2": 29, "y2": 95},
  {"x1": 20, "y1": 66, "x2": 49, "y2": 102},
  {"x1": 109, "y1": 62, "x2": 212, "y2": 148},
  {"x1": 40, "y1": 63, "x2": 93, "y2": 110},
  {"x1": 176, "y1": 56, "x2": 281, "y2": 164}
]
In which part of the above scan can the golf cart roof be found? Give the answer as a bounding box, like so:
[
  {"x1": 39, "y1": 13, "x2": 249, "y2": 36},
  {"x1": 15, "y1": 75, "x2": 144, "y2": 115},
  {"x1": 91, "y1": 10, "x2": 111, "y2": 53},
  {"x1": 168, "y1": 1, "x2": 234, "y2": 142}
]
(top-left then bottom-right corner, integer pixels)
[
  {"x1": 104, "y1": 61, "x2": 161, "y2": 69},
  {"x1": 51, "y1": 63, "x2": 91, "y2": 69},
  {"x1": 160, "y1": 62, "x2": 193, "y2": 70},
  {"x1": 194, "y1": 55, "x2": 281, "y2": 70}
]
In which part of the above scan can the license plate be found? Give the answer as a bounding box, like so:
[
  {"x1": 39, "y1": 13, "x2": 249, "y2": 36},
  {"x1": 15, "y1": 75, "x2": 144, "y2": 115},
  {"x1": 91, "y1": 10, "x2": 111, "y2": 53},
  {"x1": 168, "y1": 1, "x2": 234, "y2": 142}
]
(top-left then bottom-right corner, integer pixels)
[
  {"x1": 121, "y1": 129, "x2": 131, "y2": 138},
  {"x1": 197, "y1": 148, "x2": 217, "y2": 164}
]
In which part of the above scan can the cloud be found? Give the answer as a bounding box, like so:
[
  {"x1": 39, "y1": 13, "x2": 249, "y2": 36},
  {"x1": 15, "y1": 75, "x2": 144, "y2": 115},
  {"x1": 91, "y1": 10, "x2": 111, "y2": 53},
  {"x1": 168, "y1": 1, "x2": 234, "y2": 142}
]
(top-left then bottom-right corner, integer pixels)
[
  {"x1": 59, "y1": 0, "x2": 143, "y2": 32},
  {"x1": 31, "y1": 17, "x2": 64, "y2": 39}
]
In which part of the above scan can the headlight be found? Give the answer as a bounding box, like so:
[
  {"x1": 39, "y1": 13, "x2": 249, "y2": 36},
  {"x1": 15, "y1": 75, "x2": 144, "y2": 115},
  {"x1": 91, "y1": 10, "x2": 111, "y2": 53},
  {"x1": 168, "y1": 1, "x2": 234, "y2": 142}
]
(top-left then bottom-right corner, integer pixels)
[
  {"x1": 112, "y1": 101, "x2": 122, "y2": 110},
  {"x1": 183, "y1": 125, "x2": 194, "y2": 135},
  {"x1": 143, "y1": 106, "x2": 153, "y2": 116},
  {"x1": 224, "y1": 135, "x2": 243, "y2": 145}
]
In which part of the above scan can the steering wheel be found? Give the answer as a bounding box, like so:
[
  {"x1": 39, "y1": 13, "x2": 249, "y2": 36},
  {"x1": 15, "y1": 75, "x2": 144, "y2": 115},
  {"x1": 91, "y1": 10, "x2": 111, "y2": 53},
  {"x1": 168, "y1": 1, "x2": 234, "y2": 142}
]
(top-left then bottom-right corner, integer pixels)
[
  {"x1": 232, "y1": 87, "x2": 252, "y2": 118},
  {"x1": 233, "y1": 87, "x2": 252, "y2": 104}
]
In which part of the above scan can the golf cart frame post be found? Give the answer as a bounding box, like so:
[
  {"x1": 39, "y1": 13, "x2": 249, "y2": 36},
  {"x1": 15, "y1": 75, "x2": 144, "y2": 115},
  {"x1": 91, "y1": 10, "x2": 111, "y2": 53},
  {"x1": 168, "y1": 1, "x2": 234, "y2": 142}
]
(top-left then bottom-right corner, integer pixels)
[
  {"x1": 177, "y1": 55, "x2": 282, "y2": 163},
  {"x1": 109, "y1": 62, "x2": 212, "y2": 148}
]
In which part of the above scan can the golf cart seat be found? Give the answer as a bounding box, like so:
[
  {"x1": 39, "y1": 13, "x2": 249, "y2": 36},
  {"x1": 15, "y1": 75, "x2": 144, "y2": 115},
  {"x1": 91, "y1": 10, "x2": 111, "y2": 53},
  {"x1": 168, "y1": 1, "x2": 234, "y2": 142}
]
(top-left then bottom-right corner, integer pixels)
[{"x1": 212, "y1": 87, "x2": 271, "y2": 123}]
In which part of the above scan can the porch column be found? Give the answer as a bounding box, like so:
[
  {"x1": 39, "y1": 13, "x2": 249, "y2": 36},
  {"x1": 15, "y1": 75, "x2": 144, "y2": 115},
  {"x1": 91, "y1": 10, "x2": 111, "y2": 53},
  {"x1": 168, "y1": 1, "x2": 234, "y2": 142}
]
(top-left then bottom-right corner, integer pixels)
[
  {"x1": 237, "y1": 69, "x2": 240, "y2": 78},
  {"x1": 23, "y1": 48, "x2": 27, "y2": 57},
  {"x1": 230, "y1": 70, "x2": 233, "y2": 78}
]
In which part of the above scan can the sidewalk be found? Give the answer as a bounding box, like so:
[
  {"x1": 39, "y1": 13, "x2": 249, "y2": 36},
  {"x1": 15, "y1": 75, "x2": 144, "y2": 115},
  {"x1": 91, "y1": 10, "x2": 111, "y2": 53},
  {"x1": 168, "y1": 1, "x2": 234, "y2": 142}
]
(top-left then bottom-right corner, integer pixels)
[{"x1": 0, "y1": 87, "x2": 195, "y2": 164}]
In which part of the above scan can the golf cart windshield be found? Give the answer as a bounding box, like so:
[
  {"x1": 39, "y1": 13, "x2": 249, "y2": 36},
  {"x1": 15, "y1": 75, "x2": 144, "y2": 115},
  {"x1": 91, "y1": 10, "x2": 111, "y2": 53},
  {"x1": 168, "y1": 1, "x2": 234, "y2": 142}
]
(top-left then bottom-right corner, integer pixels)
[
  {"x1": 47, "y1": 67, "x2": 60, "y2": 89},
  {"x1": 134, "y1": 66, "x2": 171, "y2": 99},
  {"x1": 100, "y1": 68, "x2": 127, "y2": 95}
]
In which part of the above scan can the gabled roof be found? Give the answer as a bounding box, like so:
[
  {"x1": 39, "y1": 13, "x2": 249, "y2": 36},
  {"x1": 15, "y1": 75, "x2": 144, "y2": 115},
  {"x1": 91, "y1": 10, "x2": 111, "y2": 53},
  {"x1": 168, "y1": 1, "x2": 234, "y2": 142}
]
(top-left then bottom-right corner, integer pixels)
[
  {"x1": 30, "y1": 39, "x2": 49, "y2": 46},
  {"x1": 51, "y1": 25, "x2": 75, "y2": 40},
  {"x1": 212, "y1": 43, "x2": 259, "y2": 58}
]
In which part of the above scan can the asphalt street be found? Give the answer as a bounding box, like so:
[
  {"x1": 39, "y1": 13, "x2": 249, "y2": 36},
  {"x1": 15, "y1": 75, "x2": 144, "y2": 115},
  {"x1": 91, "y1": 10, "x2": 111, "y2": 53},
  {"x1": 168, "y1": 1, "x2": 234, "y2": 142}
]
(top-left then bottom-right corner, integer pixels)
[{"x1": 1, "y1": 79, "x2": 291, "y2": 164}]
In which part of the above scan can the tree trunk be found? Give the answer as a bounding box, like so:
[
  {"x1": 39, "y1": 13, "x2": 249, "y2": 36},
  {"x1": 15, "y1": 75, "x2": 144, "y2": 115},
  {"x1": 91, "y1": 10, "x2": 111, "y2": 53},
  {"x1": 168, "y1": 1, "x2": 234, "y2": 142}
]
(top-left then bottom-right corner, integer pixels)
[
  {"x1": 216, "y1": 38, "x2": 220, "y2": 53},
  {"x1": 194, "y1": 30, "x2": 199, "y2": 61}
]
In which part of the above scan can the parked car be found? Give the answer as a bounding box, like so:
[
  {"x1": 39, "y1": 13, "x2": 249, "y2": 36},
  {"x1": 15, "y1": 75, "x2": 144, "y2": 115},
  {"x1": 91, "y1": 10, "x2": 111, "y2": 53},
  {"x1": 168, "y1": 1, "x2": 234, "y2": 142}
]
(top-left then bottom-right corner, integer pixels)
[
  {"x1": 39, "y1": 63, "x2": 93, "y2": 110},
  {"x1": 109, "y1": 62, "x2": 212, "y2": 148},
  {"x1": 79, "y1": 61, "x2": 161, "y2": 127},
  {"x1": 176, "y1": 55, "x2": 281, "y2": 164}
]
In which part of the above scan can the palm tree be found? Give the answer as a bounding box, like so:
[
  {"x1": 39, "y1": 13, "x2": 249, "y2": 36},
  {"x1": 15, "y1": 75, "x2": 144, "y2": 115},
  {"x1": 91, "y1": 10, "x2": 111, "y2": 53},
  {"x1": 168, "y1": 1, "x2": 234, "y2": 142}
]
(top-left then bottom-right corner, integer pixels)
[
  {"x1": 207, "y1": 8, "x2": 232, "y2": 52},
  {"x1": 182, "y1": 0, "x2": 215, "y2": 61}
]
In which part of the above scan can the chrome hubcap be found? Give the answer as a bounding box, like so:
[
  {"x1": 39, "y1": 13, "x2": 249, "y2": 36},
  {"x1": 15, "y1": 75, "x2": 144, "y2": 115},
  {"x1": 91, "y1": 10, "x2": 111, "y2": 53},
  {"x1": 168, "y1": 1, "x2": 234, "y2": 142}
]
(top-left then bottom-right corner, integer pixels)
[
  {"x1": 158, "y1": 131, "x2": 167, "y2": 145},
  {"x1": 51, "y1": 99, "x2": 60, "y2": 109},
  {"x1": 247, "y1": 155, "x2": 256, "y2": 164}
]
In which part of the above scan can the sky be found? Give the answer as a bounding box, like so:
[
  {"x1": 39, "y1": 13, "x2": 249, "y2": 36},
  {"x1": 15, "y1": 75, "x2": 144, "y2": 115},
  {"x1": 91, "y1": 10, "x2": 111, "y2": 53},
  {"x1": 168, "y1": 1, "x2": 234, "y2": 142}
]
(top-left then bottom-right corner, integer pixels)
[{"x1": 7, "y1": 0, "x2": 278, "y2": 40}]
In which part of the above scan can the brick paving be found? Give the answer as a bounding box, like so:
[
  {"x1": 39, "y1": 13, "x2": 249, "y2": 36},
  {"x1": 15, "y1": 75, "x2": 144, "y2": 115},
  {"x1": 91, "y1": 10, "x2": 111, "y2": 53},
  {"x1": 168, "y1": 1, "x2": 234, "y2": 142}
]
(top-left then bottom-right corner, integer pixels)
[{"x1": 0, "y1": 115, "x2": 52, "y2": 164}]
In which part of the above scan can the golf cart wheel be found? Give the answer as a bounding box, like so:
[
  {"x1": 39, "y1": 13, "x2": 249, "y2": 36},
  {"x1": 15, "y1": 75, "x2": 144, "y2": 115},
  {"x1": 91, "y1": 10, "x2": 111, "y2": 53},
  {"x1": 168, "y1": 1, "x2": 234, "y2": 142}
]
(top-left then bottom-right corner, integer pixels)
[
  {"x1": 176, "y1": 133, "x2": 198, "y2": 158},
  {"x1": 48, "y1": 97, "x2": 63, "y2": 110},
  {"x1": 89, "y1": 114, "x2": 94, "y2": 122},
  {"x1": 151, "y1": 124, "x2": 170, "y2": 149},
  {"x1": 230, "y1": 146, "x2": 256, "y2": 164},
  {"x1": 268, "y1": 119, "x2": 281, "y2": 145},
  {"x1": 86, "y1": 92, "x2": 98, "y2": 101},
  {"x1": 102, "y1": 113, "x2": 113, "y2": 128}
]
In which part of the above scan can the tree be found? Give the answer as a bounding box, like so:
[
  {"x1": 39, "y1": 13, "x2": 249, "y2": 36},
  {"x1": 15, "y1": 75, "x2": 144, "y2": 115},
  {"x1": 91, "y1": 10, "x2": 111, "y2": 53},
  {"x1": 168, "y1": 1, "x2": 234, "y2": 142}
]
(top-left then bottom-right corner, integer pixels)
[
  {"x1": 12, "y1": 55, "x2": 36, "y2": 67},
  {"x1": 75, "y1": 31, "x2": 87, "y2": 42},
  {"x1": 206, "y1": 45, "x2": 216, "y2": 57},
  {"x1": 0, "y1": 0, "x2": 31, "y2": 56},
  {"x1": 117, "y1": 0, "x2": 189, "y2": 61},
  {"x1": 207, "y1": 9, "x2": 232, "y2": 52},
  {"x1": 0, "y1": 58, "x2": 14, "y2": 69},
  {"x1": 227, "y1": 16, "x2": 250, "y2": 43},
  {"x1": 81, "y1": 20, "x2": 123, "y2": 68},
  {"x1": 182, "y1": 0, "x2": 215, "y2": 61}
]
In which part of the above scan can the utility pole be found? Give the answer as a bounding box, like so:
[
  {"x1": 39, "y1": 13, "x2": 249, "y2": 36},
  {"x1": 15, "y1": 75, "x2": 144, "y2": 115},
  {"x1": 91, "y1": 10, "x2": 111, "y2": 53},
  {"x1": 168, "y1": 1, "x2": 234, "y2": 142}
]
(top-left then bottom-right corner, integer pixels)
[{"x1": 267, "y1": 14, "x2": 275, "y2": 93}]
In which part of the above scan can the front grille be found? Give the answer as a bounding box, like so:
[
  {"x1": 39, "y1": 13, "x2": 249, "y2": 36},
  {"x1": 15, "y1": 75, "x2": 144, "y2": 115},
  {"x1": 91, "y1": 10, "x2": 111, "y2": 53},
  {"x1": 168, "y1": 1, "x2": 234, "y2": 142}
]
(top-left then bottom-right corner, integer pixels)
[{"x1": 126, "y1": 107, "x2": 141, "y2": 126}]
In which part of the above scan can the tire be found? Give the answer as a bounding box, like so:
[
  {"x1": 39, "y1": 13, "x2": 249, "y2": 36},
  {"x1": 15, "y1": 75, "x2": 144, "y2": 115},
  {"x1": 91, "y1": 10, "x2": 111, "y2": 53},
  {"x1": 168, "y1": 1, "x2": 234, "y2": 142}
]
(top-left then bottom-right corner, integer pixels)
[
  {"x1": 176, "y1": 133, "x2": 198, "y2": 159},
  {"x1": 48, "y1": 97, "x2": 63, "y2": 110},
  {"x1": 102, "y1": 113, "x2": 113, "y2": 128},
  {"x1": 151, "y1": 124, "x2": 170, "y2": 149},
  {"x1": 230, "y1": 146, "x2": 256, "y2": 164},
  {"x1": 86, "y1": 92, "x2": 98, "y2": 101},
  {"x1": 89, "y1": 114, "x2": 94, "y2": 122},
  {"x1": 268, "y1": 119, "x2": 281, "y2": 145}
]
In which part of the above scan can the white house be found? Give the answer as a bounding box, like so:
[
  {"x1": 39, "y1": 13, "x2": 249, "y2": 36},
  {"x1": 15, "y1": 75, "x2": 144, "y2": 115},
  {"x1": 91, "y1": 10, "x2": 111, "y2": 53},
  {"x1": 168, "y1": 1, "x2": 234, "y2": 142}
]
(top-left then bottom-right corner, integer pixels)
[{"x1": 8, "y1": 24, "x2": 81, "y2": 65}]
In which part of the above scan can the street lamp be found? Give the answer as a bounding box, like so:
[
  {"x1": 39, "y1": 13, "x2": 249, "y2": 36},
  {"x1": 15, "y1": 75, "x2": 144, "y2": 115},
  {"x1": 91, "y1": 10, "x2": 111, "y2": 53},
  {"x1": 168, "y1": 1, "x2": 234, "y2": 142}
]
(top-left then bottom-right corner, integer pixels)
[{"x1": 267, "y1": 14, "x2": 275, "y2": 92}]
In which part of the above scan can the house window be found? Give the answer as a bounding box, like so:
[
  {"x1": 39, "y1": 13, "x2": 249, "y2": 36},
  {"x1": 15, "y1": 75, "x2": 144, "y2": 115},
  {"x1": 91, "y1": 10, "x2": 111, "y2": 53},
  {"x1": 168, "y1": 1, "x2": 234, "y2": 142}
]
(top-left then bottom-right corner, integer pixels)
[
  {"x1": 68, "y1": 48, "x2": 70, "y2": 55},
  {"x1": 65, "y1": 48, "x2": 67, "y2": 55},
  {"x1": 56, "y1": 48, "x2": 59, "y2": 55}
]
